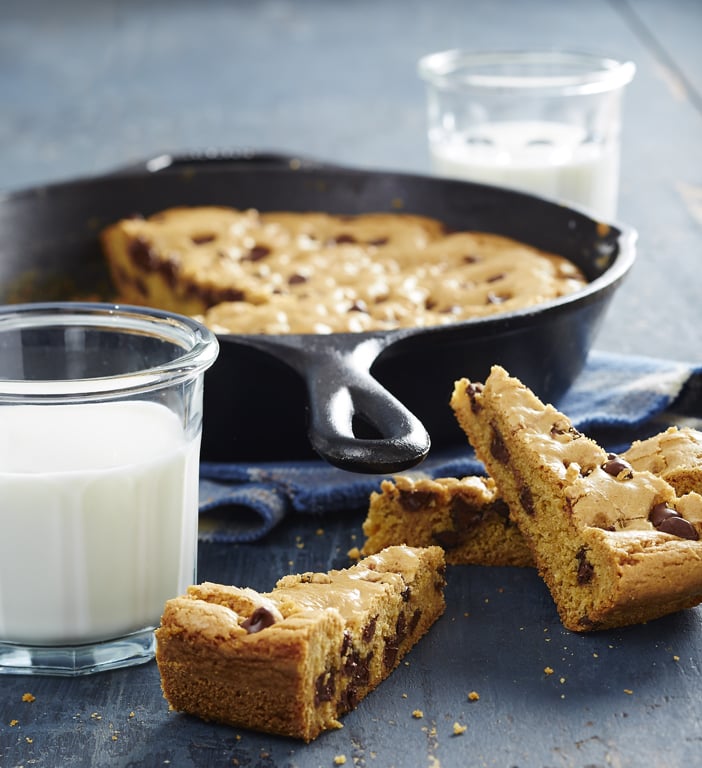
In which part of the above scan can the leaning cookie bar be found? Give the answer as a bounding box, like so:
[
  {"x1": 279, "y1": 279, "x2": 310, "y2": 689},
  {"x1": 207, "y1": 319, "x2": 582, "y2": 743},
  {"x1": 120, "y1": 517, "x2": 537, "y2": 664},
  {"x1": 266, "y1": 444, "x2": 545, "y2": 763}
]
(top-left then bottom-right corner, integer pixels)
[
  {"x1": 450, "y1": 366, "x2": 702, "y2": 632},
  {"x1": 155, "y1": 545, "x2": 446, "y2": 741}
]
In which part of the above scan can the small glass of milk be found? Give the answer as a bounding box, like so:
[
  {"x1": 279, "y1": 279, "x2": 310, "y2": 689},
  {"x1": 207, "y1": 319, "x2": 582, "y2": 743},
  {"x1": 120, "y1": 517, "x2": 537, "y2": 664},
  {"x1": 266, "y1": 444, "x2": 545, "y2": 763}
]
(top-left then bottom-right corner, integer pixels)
[
  {"x1": 0, "y1": 303, "x2": 219, "y2": 675},
  {"x1": 418, "y1": 50, "x2": 635, "y2": 220}
]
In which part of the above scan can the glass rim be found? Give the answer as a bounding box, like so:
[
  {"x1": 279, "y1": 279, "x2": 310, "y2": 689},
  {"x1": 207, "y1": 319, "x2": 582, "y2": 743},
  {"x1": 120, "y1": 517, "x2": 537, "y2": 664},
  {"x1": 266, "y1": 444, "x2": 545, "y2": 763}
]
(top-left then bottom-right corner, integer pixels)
[
  {"x1": 0, "y1": 302, "x2": 219, "y2": 400},
  {"x1": 418, "y1": 50, "x2": 636, "y2": 95}
]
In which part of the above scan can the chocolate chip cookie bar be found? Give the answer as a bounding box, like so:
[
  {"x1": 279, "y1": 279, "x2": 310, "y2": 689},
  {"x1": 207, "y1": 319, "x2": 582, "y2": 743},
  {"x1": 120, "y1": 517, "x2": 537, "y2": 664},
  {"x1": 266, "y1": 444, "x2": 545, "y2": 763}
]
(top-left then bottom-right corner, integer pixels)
[
  {"x1": 361, "y1": 475, "x2": 533, "y2": 567},
  {"x1": 450, "y1": 366, "x2": 702, "y2": 631},
  {"x1": 155, "y1": 545, "x2": 446, "y2": 741},
  {"x1": 101, "y1": 206, "x2": 586, "y2": 334}
]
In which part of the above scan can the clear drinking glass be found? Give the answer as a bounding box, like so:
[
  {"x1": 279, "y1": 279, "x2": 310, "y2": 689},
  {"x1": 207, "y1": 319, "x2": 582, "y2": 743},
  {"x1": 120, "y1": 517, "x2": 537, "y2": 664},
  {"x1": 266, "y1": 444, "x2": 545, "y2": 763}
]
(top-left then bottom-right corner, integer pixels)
[
  {"x1": 418, "y1": 50, "x2": 636, "y2": 219},
  {"x1": 0, "y1": 303, "x2": 219, "y2": 675}
]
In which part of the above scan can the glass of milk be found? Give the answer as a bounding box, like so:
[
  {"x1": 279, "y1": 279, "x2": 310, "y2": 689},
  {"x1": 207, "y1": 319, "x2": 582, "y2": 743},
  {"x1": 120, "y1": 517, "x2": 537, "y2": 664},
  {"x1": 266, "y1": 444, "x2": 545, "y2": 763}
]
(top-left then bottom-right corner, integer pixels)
[
  {"x1": 0, "y1": 303, "x2": 219, "y2": 675},
  {"x1": 418, "y1": 50, "x2": 635, "y2": 220}
]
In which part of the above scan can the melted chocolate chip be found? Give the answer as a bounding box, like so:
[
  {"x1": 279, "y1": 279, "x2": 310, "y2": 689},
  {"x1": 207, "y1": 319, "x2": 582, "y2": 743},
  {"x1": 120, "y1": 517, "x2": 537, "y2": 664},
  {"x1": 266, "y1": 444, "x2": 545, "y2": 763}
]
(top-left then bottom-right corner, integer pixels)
[
  {"x1": 128, "y1": 236, "x2": 158, "y2": 270},
  {"x1": 649, "y1": 502, "x2": 679, "y2": 527},
  {"x1": 401, "y1": 586, "x2": 411, "y2": 602},
  {"x1": 314, "y1": 671, "x2": 335, "y2": 705},
  {"x1": 432, "y1": 529, "x2": 462, "y2": 549},
  {"x1": 340, "y1": 630, "x2": 352, "y2": 657},
  {"x1": 447, "y1": 496, "x2": 481, "y2": 531},
  {"x1": 465, "y1": 382, "x2": 484, "y2": 413},
  {"x1": 490, "y1": 426, "x2": 509, "y2": 464},
  {"x1": 242, "y1": 244, "x2": 271, "y2": 262},
  {"x1": 191, "y1": 233, "x2": 216, "y2": 245},
  {"x1": 519, "y1": 485, "x2": 535, "y2": 516},
  {"x1": 650, "y1": 503, "x2": 699, "y2": 540},
  {"x1": 602, "y1": 454, "x2": 634, "y2": 479},
  {"x1": 487, "y1": 273, "x2": 506, "y2": 283},
  {"x1": 395, "y1": 612, "x2": 407, "y2": 640},
  {"x1": 463, "y1": 254, "x2": 479, "y2": 264},
  {"x1": 241, "y1": 606, "x2": 278, "y2": 634},
  {"x1": 383, "y1": 642, "x2": 399, "y2": 670},
  {"x1": 408, "y1": 608, "x2": 422, "y2": 635},
  {"x1": 362, "y1": 616, "x2": 377, "y2": 643},
  {"x1": 367, "y1": 237, "x2": 389, "y2": 246},
  {"x1": 288, "y1": 273, "x2": 308, "y2": 285},
  {"x1": 657, "y1": 517, "x2": 699, "y2": 539},
  {"x1": 575, "y1": 547, "x2": 594, "y2": 585},
  {"x1": 332, "y1": 233, "x2": 357, "y2": 245},
  {"x1": 398, "y1": 489, "x2": 436, "y2": 512}
]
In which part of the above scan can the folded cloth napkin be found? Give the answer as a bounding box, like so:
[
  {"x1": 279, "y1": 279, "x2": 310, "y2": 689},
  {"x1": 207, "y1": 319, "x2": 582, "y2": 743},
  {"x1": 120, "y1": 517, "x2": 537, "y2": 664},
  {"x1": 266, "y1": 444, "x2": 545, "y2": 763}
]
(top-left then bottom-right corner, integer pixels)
[{"x1": 198, "y1": 351, "x2": 702, "y2": 543}]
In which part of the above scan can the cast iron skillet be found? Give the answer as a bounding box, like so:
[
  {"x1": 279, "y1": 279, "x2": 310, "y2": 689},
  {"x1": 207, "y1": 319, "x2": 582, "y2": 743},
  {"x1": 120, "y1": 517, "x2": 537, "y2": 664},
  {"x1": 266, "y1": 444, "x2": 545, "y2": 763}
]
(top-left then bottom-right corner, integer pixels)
[{"x1": 0, "y1": 152, "x2": 636, "y2": 473}]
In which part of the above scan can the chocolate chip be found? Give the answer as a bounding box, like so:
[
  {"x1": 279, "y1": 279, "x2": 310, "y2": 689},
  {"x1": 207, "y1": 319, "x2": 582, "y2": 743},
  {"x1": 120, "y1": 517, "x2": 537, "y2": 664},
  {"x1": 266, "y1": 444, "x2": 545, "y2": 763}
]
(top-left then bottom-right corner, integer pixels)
[
  {"x1": 383, "y1": 642, "x2": 399, "y2": 670},
  {"x1": 463, "y1": 254, "x2": 479, "y2": 264},
  {"x1": 490, "y1": 426, "x2": 509, "y2": 464},
  {"x1": 128, "y1": 236, "x2": 158, "y2": 270},
  {"x1": 465, "y1": 382, "x2": 484, "y2": 413},
  {"x1": 519, "y1": 485, "x2": 535, "y2": 516},
  {"x1": 487, "y1": 273, "x2": 506, "y2": 283},
  {"x1": 602, "y1": 454, "x2": 634, "y2": 479},
  {"x1": 650, "y1": 503, "x2": 699, "y2": 540},
  {"x1": 657, "y1": 517, "x2": 699, "y2": 539},
  {"x1": 450, "y1": 494, "x2": 484, "y2": 528},
  {"x1": 242, "y1": 244, "x2": 271, "y2": 262},
  {"x1": 340, "y1": 683, "x2": 359, "y2": 711},
  {"x1": 649, "y1": 502, "x2": 679, "y2": 527},
  {"x1": 401, "y1": 586, "x2": 411, "y2": 602},
  {"x1": 340, "y1": 630, "x2": 352, "y2": 657},
  {"x1": 367, "y1": 237, "x2": 389, "y2": 246},
  {"x1": 288, "y1": 273, "x2": 307, "y2": 285},
  {"x1": 241, "y1": 606, "x2": 278, "y2": 634},
  {"x1": 191, "y1": 233, "x2": 216, "y2": 245},
  {"x1": 395, "y1": 612, "x2": 407, "y2": 640},
  {"x1": 432, "y1": 529, "x2": 462, "y2": 549},
  {"x1": 398, "y1": 489, "x2": 436, "y2": 512},
  {"x1": 408, "y1": 608, "x2": 422, "y2": 635},
  {"x1": 314, "y1": 671, "x2": 335, "y2": 705},
  {"x1": 575, "y1": 547, "x2": 594, "y2": 584},
  {"x1": 362, "y1": 616, "x2": 377, "y2": 643},
  {"x1": 332, "y1": 233, "x2": 357, "y2": 244},
  {"x1": 491, "y1": 498, "x2": 511, "y2": 521}
]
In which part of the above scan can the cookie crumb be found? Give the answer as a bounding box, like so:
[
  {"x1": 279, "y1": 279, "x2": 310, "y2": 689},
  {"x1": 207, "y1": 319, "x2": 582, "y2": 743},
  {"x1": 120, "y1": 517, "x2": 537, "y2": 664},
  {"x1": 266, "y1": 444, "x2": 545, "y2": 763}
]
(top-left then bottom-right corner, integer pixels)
[
  {"x1": 544, "y1": 666, "x2": 554, "y2": 675},
  {"x1": 21, "y1": 693, "x2": 35, "y2": 703},
  {"x1": 673, "y1": 655, "x2": 680, "y2": 662},
  {"x1": 467, "y1": 691, "x2": 480, "y2": 701},
  {"x1": 412, "y1": 709, "x2": 424, "y2": 719},
  {"x1": 624, "y1": 689, "x2": 633, "y2": 695},
  {"x1": 347, "y1": 547, "x2": 361, "y2": 560},
  {"x1": 333, "y1": 756, "x2": 347, "y2": 766},
  {"x1": 9, "y1": 719, "x2": 18, "y2": 727},
  {"x1": 452, "y1": 722, "x2": 467, "y2": 736}
]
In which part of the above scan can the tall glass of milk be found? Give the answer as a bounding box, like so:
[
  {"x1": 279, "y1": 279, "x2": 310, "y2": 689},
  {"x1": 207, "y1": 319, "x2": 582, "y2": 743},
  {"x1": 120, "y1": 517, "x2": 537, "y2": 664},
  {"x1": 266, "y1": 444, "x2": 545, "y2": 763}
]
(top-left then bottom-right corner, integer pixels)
[
  {"x1": 418, "y1": 51, "x2": 635, "y2": 220},
  {"x1": 0, "y1": 303, "x2": 218, "y2": 675}
]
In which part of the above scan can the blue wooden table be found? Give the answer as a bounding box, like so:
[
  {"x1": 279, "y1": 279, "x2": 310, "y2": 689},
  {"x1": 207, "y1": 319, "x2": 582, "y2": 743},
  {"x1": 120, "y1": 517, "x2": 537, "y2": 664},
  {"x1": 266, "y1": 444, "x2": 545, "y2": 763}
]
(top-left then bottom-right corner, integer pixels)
[{"x1": 1, "y1": 1, "x2": 701, "y2": 766}]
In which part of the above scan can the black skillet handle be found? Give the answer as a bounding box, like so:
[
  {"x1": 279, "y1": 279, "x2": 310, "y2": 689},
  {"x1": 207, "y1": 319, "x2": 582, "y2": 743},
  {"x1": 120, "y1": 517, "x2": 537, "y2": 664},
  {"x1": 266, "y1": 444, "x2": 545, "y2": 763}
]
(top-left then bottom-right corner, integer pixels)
[
  {"x1": 106, "y1": 150, "x2": 336, "y2": 176},
  {"x1": 235, "y1": 334, "x2": 431, "y2": 474}
]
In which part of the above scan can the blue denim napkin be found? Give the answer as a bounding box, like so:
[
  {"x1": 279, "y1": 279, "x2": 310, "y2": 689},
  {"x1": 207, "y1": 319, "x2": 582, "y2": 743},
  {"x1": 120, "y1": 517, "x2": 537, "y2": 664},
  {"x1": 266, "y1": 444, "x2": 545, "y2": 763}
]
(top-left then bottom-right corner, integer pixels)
[{"x1": 198, "y1": 351, "x2": 702, "y2": 543}]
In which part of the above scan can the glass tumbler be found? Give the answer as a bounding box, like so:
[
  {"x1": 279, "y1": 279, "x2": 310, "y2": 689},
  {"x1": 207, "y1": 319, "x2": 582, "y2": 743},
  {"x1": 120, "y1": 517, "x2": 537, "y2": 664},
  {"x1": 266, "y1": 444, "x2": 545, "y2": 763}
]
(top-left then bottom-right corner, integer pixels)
[
  {"x1": 0, "y1": 303, "x2": 219, "y2": 675},
  {"x1": 418, "y1": 50, "x2": 636, "y2": 219}
]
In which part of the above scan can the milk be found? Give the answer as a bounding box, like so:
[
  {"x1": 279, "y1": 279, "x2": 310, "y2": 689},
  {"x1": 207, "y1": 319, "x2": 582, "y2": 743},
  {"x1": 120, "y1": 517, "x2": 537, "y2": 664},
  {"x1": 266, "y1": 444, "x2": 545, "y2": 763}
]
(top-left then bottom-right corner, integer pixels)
[
  {"x1": 429, "y1": 120, "x2": 619, "y2": 219},
  {"x1": 0, "y1": 400, "x2": 200, "y2": 646}
]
